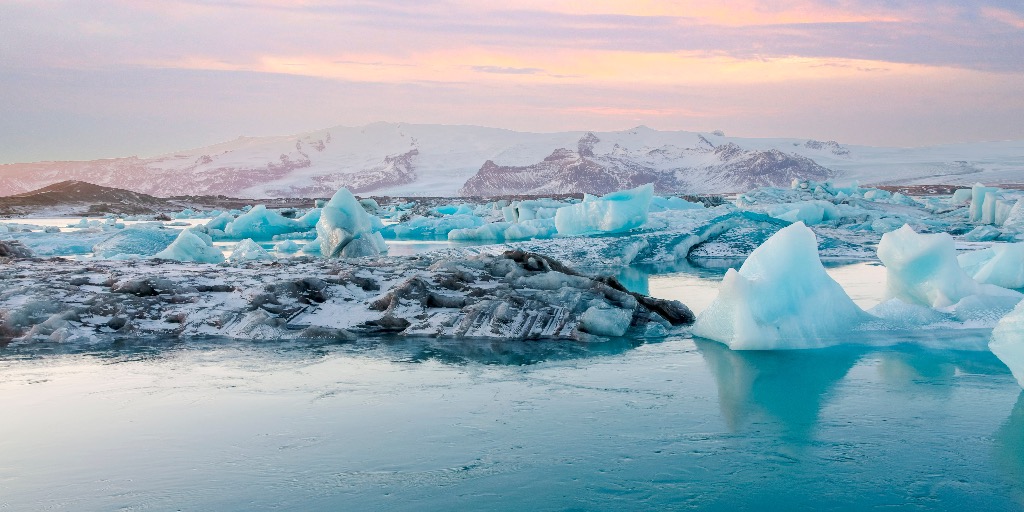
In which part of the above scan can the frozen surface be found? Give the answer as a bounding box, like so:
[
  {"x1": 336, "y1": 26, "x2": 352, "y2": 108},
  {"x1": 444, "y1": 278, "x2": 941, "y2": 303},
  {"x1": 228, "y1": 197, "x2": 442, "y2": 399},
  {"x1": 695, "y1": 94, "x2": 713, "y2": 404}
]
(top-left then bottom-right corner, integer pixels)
[
  {"x1": 0, "y1": 335, "x2": 1021, "y2": 511},
  {"x1": 692, "y1": 223, "x2": 868, "y2": 349}
]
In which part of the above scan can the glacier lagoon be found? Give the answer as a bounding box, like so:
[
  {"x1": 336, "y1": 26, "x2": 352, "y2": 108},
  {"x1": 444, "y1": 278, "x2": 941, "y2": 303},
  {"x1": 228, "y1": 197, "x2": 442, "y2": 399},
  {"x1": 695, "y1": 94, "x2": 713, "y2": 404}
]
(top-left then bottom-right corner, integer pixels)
[{"x1": 2, "y1": 261, "x2": 1023, "y2": 511}]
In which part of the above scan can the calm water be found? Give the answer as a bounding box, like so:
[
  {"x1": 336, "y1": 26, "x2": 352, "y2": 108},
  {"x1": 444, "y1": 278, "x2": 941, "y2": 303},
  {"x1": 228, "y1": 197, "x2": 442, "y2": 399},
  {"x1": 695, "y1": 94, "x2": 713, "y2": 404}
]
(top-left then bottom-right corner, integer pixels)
[{"x1": 1, "y1": 332, "x2": 1022, "y2": 511}]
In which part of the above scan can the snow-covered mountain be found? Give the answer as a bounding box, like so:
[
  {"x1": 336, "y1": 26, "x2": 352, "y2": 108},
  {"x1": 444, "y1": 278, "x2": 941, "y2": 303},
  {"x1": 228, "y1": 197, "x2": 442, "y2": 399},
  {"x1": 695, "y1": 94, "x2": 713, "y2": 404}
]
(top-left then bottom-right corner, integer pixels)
[{"x1": 0, "y1": 122, "x2": 1020, "y2": 198}]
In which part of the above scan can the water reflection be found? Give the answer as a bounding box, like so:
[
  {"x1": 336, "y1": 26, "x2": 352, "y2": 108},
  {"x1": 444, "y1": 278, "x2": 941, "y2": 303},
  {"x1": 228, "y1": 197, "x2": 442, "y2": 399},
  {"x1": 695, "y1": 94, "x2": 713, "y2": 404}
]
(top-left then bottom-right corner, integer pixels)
[
  {"x1": 0, "y1": 334, "x2": 647, "y2": 367},
  {"x1": 993, "y1": 391, "x2": 1024, "y2": 494},
  {"x1": 695, "y1": 338, "x2": 861, "y2": 443}
]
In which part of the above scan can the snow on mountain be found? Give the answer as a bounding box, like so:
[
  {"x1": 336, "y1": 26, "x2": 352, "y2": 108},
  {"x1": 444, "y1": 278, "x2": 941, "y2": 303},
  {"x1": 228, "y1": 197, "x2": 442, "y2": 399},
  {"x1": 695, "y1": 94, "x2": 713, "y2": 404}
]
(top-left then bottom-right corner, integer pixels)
[{"x1": 0, "y1": 123, "x2": 1020, "y2": 198}]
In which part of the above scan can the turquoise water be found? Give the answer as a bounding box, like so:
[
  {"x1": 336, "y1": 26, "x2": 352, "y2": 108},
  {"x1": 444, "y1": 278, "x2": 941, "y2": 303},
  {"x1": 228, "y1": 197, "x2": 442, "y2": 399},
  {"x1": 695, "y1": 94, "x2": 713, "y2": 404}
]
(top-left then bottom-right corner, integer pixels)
[{"x1": 1, "y1": 334, "x2": 1022, "y2": 511}]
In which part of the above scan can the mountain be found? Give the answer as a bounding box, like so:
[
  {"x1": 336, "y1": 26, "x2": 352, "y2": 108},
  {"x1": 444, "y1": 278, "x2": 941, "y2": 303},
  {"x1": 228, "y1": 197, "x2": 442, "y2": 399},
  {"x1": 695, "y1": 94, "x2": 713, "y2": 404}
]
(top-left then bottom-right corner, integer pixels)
[{"x1": 0, "y1": 123, "x2": 1021, "y2": 198}]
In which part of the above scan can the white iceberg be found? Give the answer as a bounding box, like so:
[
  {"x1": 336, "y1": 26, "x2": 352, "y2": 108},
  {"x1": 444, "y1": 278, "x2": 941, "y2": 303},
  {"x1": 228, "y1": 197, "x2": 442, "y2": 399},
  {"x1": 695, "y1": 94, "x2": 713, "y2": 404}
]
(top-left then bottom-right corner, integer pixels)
[
  {"x1": 877, "y1": 225, "x2": 1018, "y2": 308},
  {"x1": 153, "y1": 229, "x2": 225, "y2": 263},
  {"x1": 959, "y1": 242, "x2": 1024, "y2": 290},
  {"x1": 554, "y1": 184, "x2": 653, "y2": 236},
  {"x1": 315, "y1": 188, "x2": 388, "y2": 258},
  {"x1": 92, "y1": 226, "x2": 178, "y2": 259},
  {"x1": 692, "y1": 222, "x2": 868, "y2": 350},
  {"x1": 991, "y1": 300, "x2": 1024, "y2": 388},
  {"x1": 223, "y1": 205, "x2": 320, "y2": 240}
]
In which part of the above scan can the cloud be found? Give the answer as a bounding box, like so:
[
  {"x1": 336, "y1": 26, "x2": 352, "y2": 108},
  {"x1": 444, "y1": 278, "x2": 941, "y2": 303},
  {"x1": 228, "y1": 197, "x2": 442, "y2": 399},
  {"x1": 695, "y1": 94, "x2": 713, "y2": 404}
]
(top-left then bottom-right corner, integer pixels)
[{"x1": 471, "y1": 65, "x2": 545, "y2": 75}]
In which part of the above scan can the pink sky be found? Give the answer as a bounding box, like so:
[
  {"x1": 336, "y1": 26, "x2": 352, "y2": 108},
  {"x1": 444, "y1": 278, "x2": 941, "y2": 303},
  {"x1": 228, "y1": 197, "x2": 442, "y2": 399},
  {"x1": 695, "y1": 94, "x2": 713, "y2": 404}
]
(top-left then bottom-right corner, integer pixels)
[{"x1": 2, "y1": 0, "x2": 1023, "y2": 162}]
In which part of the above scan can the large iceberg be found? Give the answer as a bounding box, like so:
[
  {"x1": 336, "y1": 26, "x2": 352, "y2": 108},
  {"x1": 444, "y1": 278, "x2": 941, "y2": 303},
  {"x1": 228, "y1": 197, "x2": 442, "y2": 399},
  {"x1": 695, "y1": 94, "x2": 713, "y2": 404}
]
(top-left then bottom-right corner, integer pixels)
[
  {"x1": 991, "y1": 300, "x2": 1024, "y2": 388},
  {"x1": 316, "y1": 188, "x2": 388, "y2": 258},
  {"x1": 554, "y1": 184, "x2": 653, "y2": 236},
  {"x1": 958, "y1": 242, "x2": 1024, "y2": 290},
  {"x1": 91, "y1": 226, "x2": 178, "y2": 259},
  {"x1": 692, "y1": 222, "x2": 868, "y2": 350},
  {"x1": 153, "y1": 229, "x2": 225, "y2": 263}
]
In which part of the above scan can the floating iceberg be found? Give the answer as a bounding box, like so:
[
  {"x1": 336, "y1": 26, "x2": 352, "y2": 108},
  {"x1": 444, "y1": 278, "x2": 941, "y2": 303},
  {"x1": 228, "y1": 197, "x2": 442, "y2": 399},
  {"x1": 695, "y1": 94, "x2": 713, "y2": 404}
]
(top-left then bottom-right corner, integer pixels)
[
  {"x1": 274, "y1": 240, "x2": 301, "y2": 253},
  {"x1": 877, "y1": 225, "x2": 1018, "y2": 308},
  {"x1": 315, "y1": 188, "x2": 388, "y2": 258},
  {"x1": 223, "y1": 205, "x2": 319, "y2": 240},
  {"x1": 991, "y1": 300, "x2": 1024, "y2": 388},
  {"x1": 229, "y1": 239, "x2": 274, "y2": 262},
  {"x1": 959, "y1": 242, "x2": 1024, "y2": 290},
  {"x1": 692, "y1": 222, "x2": 868, "y2": 350},
  {"x1": 154, "y1": 229, "x2": 225, "y2": 263},
  {"x1": 448, "y1": 218, "x2": 557, "y2": 242},
  {"x1": 555, "y1": 184, "x2": 653, "y2": 236}
]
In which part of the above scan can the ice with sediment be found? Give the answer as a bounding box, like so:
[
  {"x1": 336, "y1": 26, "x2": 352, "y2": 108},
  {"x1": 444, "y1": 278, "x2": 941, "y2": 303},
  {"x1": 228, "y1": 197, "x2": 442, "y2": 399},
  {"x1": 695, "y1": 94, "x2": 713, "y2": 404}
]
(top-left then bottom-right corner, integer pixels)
[
  {"x1": 316, "y1": 188, "x2": 388, "y2": 258},
  {"x1": 223, "y1": 205, "x2": 320, "y2": 240},
  {"x1": 992, "y1": 300, "x2": 1024, "y2": 388},
  {"x1": 692, "y1": 222, "x2": 869, "y2": 350},
  {"x1": 153, "y1": 229, "x2": 225, "y2": 263},
  {"x1": 229, "y1": 239, "x2": 274, "y2": 262},
  {"x1": 959, "y1": 242, "x2": 1024, "y2": 289},
  {"x1": 555, "y1": 184, "x2": 653, "y2": 236}
]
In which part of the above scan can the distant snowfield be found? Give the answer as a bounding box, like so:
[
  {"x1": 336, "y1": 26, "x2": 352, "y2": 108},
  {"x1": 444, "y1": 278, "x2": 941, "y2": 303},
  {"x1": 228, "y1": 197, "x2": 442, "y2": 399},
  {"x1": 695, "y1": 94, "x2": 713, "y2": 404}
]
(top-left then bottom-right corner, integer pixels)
[{"x1": 0, "y1": 122, "x2": 1021, "y2": 198}]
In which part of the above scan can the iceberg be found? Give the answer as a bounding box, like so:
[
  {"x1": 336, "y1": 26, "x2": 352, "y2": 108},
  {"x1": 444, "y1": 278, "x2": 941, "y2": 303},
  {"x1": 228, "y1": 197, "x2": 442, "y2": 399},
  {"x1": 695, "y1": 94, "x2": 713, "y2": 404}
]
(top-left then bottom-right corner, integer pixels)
[
  {"x1": 448, "y1": 218, "x2": 557, "y2": 242},
  {"x1": 274, "y1": 240, "x2": 301, "y2": 253},
  {"x1": 153, "y1": 229, "x2": 225, "y2": 263},
  {"x1": 991, "y1": 300, "x2": 1024, "y2": 388},
  {"x1": 877, "y1": 225, "x2": 1017, "y2": 308},
  {"x1": 229, "y1": 239, "x2": 274, "y2": 262},
  {"x1": 555, "y1": 184, "x2": 654, "y2": 236},
  {"x1": 692, "y1": 222, "x2": 868, "y2": 350},
  {"x1": 958, "y1": 242, "x2": 1024, "y2": 289},
  {"x1": 315, "y1": 188, "x2": 388, "y2": 258},
  {"x1": 223, "y1": 205, "x2": 320, "y2": 240},
  {"x1": 382, "y1": 214, "x2": 484, "y2": 239},
  {"x1": 970, "y1": 183, "x2": 1001, "y2": 223}
]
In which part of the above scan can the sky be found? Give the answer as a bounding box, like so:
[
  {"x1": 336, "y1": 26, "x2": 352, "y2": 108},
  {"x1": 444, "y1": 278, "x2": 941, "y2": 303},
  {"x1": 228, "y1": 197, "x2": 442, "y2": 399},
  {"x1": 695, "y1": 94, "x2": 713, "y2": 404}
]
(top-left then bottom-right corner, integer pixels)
[{"x1": 2, "y1": 0, "x2": 1023, "y2": 163}]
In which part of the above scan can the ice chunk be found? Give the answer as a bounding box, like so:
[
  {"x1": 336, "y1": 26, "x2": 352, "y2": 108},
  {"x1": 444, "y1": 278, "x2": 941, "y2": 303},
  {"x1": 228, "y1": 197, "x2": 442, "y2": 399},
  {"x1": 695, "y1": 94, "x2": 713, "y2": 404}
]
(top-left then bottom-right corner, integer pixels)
[
  {"x1": 963, "y1": 225, "x2": 1002, "y2": 242},
  {"x1": 153, "y1": 229, "x2": 225, "y2": 263},
  {"x1": 692, "y1": 222, "x2": 868, "y2": 350},
  {"x1": 991, "y1": 300, "x2": 1024, "y2": 388},
  {"x1": 448, "y1": 218, "x2": 557, "y2": 242},
  {"x1": 970, "y1": 183, "x2": 1001, "y2": 223},
  {"x1": 315, "y1": 188, "x2": 388, "y2": 258},
  {"x1": 274, "y1": 240, "x2": 301, "y2": 253},
  {"x1": 952, "y1": 188, "x2": 973, "y2": 204},
  {"x1": 958, "y1": 242, "x2": 1024, "y2": 289},
  {"x1": 554, "y1": 184, "x2": 653, "y2": 236},
  {"x1": 580, "y1": 305, "x2": 633, "y2": 337},
  {"x1": 650, "y1": 196, "x2": 704, "y2": 212},
  {"x1": 382, "y1": 214, "x2": 484, "y2": 239},
  {"x1": 92, "y1": 226, "x2": 178, "y2": 258},
  {"x1": 1003, "y1": 201, "x2": 1024, "y2": 230},
  {"x1": 228, "y1": 239, "x2": 273, "y2": 262},
  {"x1": 205, "y1": 211, "x2": 235, "y2": 231},
  {"x1": 878, "y1": 225, "x2": 1019, "y2": 308},
  {"x1": 223, "y1": 205, "x2": 319, "y2": 240}
]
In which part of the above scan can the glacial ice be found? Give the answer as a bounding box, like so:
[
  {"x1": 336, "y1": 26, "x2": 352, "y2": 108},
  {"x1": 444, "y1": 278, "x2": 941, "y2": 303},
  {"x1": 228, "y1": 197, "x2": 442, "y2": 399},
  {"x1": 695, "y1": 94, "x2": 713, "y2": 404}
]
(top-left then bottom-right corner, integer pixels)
[
  {"x1": 959, "y1": 243, "x2": 1024, "y2": 290},
  {"x1": 877, "y1": 225, "x2": 1019, "y2": 309},
  {"x1": 229, "y1": 239, "x2": 274, "y2": 262},
  {"x1": 650, "y1": 196, "x2": 704, "y2": 212},
  {"x1": 92, "y1": 226, "x2": 178, "y2": 259},
  {"x1": 274, "y1": 240, "x2": 301, "y2": 253},
  {"x1": 153, "y1": 229, "x2": 225, "y2": 263},
  {"x1": 316, "y1": 188, "x2": 388, "y2": 258},
  {"x1": 991, "y1": 300, "x2": 1024, "y2": 388},
  {"x1": 692, "y1": 222, "x2": 868, "y2": 350},
  {"x1": 223, "y1": 205, "x2": 319, "y2": 240},
  {"x1": 449, "y1": 218, "x2": 557, "y2": 242},
  {"x1": 382, "y1": 214, "x2": 484, "y2": 239},
  {"x1": 555, "y1": 184, "x2": 653, "y2": 236}
]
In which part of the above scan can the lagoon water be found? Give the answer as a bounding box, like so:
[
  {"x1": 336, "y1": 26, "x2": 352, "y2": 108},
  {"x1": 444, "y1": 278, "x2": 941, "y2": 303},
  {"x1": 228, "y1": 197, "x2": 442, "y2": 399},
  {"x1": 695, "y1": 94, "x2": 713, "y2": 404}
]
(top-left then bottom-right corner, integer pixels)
[{"x1": 2, "y1": 334, "x2": 1022, "y2": 511}]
